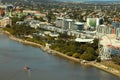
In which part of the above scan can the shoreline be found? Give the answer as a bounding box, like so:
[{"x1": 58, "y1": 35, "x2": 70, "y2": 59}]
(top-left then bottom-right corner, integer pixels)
[{"x1": 3, "y1": 30, "x2": 120, "y2": 77}]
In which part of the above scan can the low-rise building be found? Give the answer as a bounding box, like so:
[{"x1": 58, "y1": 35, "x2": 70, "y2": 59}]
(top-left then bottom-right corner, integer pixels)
[
  {"x1": 72, "y1": 22, "x2": 84, "y2": 31},
  {"x1": 29, "y1": 20, "x2": 40, "y2": 29},
  {"x1": 75, "y1": 38, "x2": 94, "y2": 43},
  {"x1": 49, "y1": 33, "x2": 59, "y2": 37},
  {"x1": 16, "y1": 21, "x2": 24, "y2": 25},
  {"x1": 23, "y1": 10, "x2": 39, "y2": 14},
  {"x1": 0, "y1": 17, "x2": 12, "y2": 28}
]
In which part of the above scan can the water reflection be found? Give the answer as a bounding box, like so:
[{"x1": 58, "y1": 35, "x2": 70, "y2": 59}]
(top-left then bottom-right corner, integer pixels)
[{"x1": 24, "y1": 69, "x2": 31, "y2": 80}]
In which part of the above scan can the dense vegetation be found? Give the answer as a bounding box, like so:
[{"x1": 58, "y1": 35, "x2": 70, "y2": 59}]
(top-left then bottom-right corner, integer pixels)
[
  {"x1": 4, "y1": 23, "x2": 46, "y2": 46},
  {"x1": 3, "y1": 8, "x2": 120, "y2": 63},
  {"x1": 112, "y1": 55, "x2": 120, "y2": 65},
  {"x1": 50, "y1": 38, "x2": 99, "y2": 61},
  {"x1": 4, "y1": 23, "x2": 99, "y2": 61}
]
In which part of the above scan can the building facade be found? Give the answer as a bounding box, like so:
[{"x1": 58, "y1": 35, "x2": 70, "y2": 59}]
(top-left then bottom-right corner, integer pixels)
[
  {"x1": 56, "y1": 17, "x2": 64, "y2": 28},
  {"x1": 64, "y1": 19, "x2": 74, "y2": 30},
  {"x1": 87, "y1": 18, "x2": 103, "y2": 29},
  {"x1": 0, "y1": 17, "x2": 12, "y2": 28},
  {"x1": 97, "y1": 24, "x2": 120, "y2": 60},
  {"x1": 56, "y1": 18, "x2": 75, "y2": 30},
  {"x1": 72, "y1": 22, "x2": 84, "y2": 31},
  {"x1": 97, "y1": 24, "x2": 120, "y2": 37}
]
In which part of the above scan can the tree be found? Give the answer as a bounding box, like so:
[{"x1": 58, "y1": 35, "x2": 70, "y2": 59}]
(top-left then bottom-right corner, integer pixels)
[
  {"x1": 92, "y1": 38, "x2": 99, "y2": 50},
  {"x1": 96, "y1": 57, "x2": 101, "y2": 62},
  {"x1": 85, "y1": 47, "x2": 95, "y2": 55},
  {"x1": 46, "y1": 11, "x2": 56, "y2": 23},
  {"x1": 80, "y1": 46, "x2": 96, "y2": 61},
  {"x1": 39, "y1": 17, "x2": 46, "y2": 22},
  {"x1": 11, "y1": 17, "x2": 20, "y2": 25},
  {"x1": 79, "y1": 44, "x2": 88, "y2": 54},
  {"x1": 6, "y1": 24, "x2": 11, "y2": 28},
  {"x1": 112, "y1": 56, "x2": 120, "y2": 65},
  {"x1": 34, "y1": 16, "x2": 38, "y2": 20},
  {"x1": 72, "y1": 53, "x2": 80, "y2": 58},
  {"x1": 65, "y1": 52, "x2": 73, "y2": 56},
  {"x1": 80, "y1": 53, "x2": 96, "y2": 61}
]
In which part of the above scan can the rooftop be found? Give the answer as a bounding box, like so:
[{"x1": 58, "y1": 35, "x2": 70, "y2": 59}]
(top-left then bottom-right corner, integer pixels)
[
  {"x1": 75, "y1": 38, "x2": 94, "y2": 43},
  {"x1": 74, "y1": 22, "x2": 84, "y2": 25},
  {"x1": 65, "y1": 19, "x2": 73, "y2": 22},
  {"x1": 100, "y1": 34, "x2": 120, "y2": 48}
]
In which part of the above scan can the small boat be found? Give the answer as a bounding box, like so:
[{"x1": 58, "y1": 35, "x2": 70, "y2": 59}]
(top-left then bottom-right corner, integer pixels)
[{"x1": 24, "y1": 64, "x2": 30, "y2": 71}]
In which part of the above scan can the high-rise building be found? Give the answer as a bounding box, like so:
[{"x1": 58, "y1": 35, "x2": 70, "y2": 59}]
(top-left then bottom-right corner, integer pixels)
[
  {"x1": 87, "y1": 18, "x2": 104, "y2": 29},
  {"x1": 72, "y1": 22, "x2": 84, "y2": 31},
  {"x1": 112, "y1": 22, "x2": 120, "y2": 28},
  {"x1": 87, "y1": 18, "x2": 96, "y2": 28},
  {"x1": 56, "y1": 18, "x2": 75, "y2": 30},
  {"x1": 56, "y1": 17, "x2": 64, "y2": 28},
  {"x1": 115, "y1": 28, "x2": 120, "y2": 38},
  {"x1": 97, "y1": 25, "x2": 113, "y2": 35},
  {"x1": 64, "y1": 19, "x2": 74, "y2": 30}
]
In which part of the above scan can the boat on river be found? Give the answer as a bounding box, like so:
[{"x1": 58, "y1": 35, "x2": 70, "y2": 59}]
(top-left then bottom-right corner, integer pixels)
[{"x1": 24, "y1": 64, "x2": 30, "y2": 71}]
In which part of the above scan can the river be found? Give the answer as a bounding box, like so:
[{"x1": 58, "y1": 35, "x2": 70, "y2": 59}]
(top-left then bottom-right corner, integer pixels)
[{"x1": 0, "y1": 33, "x2": 120, "y2": 80}]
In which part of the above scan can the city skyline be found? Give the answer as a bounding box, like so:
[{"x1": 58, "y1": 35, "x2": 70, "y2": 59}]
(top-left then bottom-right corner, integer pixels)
[
  {"x1": 0, "y1": 1, "x2": 120, "y2": 80},
  {"x1": 54, "y1": 0, "x2": 120, "y2": 2}
]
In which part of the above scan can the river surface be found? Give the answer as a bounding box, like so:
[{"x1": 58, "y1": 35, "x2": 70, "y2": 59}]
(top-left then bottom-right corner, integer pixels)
[{"x1": 0, "y1": 33, "x2": 120, "y2": 80}]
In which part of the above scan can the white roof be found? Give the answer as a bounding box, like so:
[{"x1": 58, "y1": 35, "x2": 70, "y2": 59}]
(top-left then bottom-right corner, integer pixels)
[
  {"x1": 75, "y1": 38, "x2": 94, "y2": 43},
  {"x1": 49, "y1": 33, "x2": 59, "y2": 37},
  {"x1": 100, "y1": 37, "x2": 120, "y2": 48},
  {"x1": 74, "y1": 22, "x2": 84, "y2": 25},
  {"x1": 65, "y1": 19, "x2": 73, "y2": 22},
  {"x1": 57, "y1": 17, "x2": 64, "y2": 20},
  {"x1": 83, "y1": 30, "x2": 96, "y2": 34}
]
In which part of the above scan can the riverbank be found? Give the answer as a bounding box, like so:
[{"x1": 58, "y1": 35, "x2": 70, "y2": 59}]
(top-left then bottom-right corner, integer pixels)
[
  {"x1": 3, "y1": 30, "x2": 120, "y2": 77},
  {"x1": 89, "y1": 62, "x2": 120, "y2": 77}
]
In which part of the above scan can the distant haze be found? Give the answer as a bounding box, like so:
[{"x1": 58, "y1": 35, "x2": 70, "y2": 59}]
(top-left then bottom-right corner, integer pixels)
[{"x1": 54, "y1": 0, "x2": 120, "y2": 2}]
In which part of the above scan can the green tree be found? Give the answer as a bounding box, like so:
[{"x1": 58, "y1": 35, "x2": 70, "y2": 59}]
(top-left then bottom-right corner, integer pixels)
[
  {"x1": 92, "y1": 38, "x2": 99, "y2": 50},
  {"x1": 39, "y1": 17, "x2": 46, "y2": 22},
  {"x1": 46, "y1": 11, "x2": 56, "y2": 23},
  {"x1": 112, "y1": 56, "x2": 120, "y2": 65},
  {"x1": 96, "y1": 57, "x2": 101, "y2": 62},
  {"x1": 11, "y1": 17, "x2": 20, "y2": 25},
  {"x1": 80, "y1": 53, "x2": 96, "y2": 61},
  {"x1": 72, "y1": 53, "x2": 80, "y2": 58},
  {"x1": 79, "y1": 44, "x2": 88, "y2": 54},
  {"x1": 6, "y1": 24, "x2": 11, "y2": 28},
  {"x1": 65, "y1": 52, "x2": 73, "y2": 56},
  {"x1": 85, "y1": 47, "x2": 95, "y2": 55}
]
